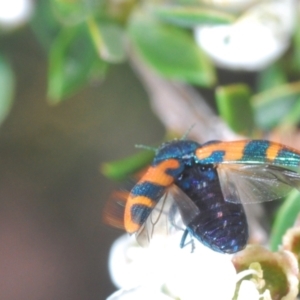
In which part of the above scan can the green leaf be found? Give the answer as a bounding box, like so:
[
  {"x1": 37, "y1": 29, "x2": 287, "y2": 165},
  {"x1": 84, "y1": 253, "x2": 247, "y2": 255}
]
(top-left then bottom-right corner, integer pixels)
[
  {"x1": 150, "y1": 5, "x2": 236, "y2": 28},
  {"x1": 0, "y1": 56, "x2": 15, "y2": 125},
  {"x1": 48, "y1": 24, "x2": 107, "y2": 104},
  {"x1": 256, "y1": 63, "x2": 287, "y2": 93},
  {"x1": 216, "y1": 84, "x2": 254, "y2": 135},
  {"x1": 290, "y1": 18, "x2": 300, "y2": 73},
  {"x1": 270, "y1": 190, "x2": 300, "y2": 251},
  {"x1": 102, "y1": 150, "x2": 155, "y2": 180},
  {"x1": 279, "y1": 97, "x2": 300, "y2": 129},
  {"x1": 252, "y1": 81, "x2": 300, "y2": 130},
  {"x1": 87, "y1": 18, "x2": 126, "y2": 63},
  {"x1": 31, "y1": 0, "x2": 61, "y2": 49},
  {"x1": 51, "y1": 0, "x2": 104, "y2": 25},
  {"x1": 128, "y1": 10, "x2": 216, "y2": 87}
]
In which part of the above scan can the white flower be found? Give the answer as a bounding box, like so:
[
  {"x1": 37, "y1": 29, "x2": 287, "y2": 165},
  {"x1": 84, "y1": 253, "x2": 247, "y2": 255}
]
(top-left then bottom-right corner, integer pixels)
[
  {"x1": 108, "y1": 233, "x2": 237, "y2": 300},
  {"x1": 237, "y1": 280, "x2": 260, "y2": 300},
  {"x1": 0, "y1": 0, "x2": 34, "y2": 29},
  {"x1": 107, "y1": 286, "x2": 174, "y2": 300},
  {"x1": 108, "y1": 234, "x2": 169, "y2": 289},
  {"x1": 163, "y1": 244, "x2": 236, "y2": 300},
  {"x1": 194, "y1": 0, "x2": 297, "y2": 70}
]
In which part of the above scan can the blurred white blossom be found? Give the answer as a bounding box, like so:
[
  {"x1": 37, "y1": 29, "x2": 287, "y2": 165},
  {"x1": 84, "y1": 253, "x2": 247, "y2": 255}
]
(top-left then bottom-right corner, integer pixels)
[
  {"x1": 194, "y1": 0, "x2": 297, "y2": 70},
  {"x1": 0, "y1": 0, "x2": 33, "y2": 29}
]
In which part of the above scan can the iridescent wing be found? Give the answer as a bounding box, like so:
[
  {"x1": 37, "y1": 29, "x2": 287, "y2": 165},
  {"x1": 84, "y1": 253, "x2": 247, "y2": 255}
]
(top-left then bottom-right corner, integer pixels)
[
  {"x1": 217, "y1": 164, "x2": 300, "y2": 204},
  {"x1": 196, "y1": 140, "x2": 300, "y2": 167},
  {"x1": 136, "y1": 185, "x2": 200, "y2": 247}
]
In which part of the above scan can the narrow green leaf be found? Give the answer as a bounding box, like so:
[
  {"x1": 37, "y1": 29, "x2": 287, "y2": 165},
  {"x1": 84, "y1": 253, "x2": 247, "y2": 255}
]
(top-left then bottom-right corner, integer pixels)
[
  {"x1": 51, "y1": 0, "x2": 104, "y2": 25},
  {"x1": 253, "y1": 81, "x2": 300, "y2": 106},
  {"x1": 256, "y1": 63, "x2": 287, "y2": 93},
  {"x1": 279, "y1": 97, "x2": 300, "y2": 129},
  {"x1": 128, "y1": 10, "x2": 216, "y2": 87},
  {"x1": 102, "y1": 150, "x2": 155, "y2": 181},
  {"x1": 253, "y1": 97, "x2": 296, "y2": 130},
  {"x1": 216, "y1": 84, "x2": 254, "y2": 135},
  {"x1": 150, "y1": 5, "x2": 236, "y2": 28},
  {"x1": 252, "y1": 81, "x2": 300, "y2": 130},
  {"x1": 290, "y1": 18, "x2": 300, "y2": 73},
  {"x1": 31, "y1": 0, "x2": 61, "y2": 49},
  {"x1": 0, "y1": 56, "x2": 15, "y2": 125},
  {"x1": 87, "y1": 18, "x2": 126, "y2": 63},
  {"x1": 48, "y1": 24, "x2": 107, "y2": 104},
  {"x1": 270, "y1": 190, "x2": 300, "y2": 251},
  {"x1": 99, "y1": 22, "x2": 126, "y2": 63}
]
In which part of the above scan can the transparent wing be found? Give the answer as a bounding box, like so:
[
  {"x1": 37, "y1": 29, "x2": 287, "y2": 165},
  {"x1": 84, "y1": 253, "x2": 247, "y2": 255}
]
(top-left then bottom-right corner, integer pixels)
[
  {"x1": 136, "y1": 190, "x2": 174, "y2": 247},
  {"x1": 136, "y1": 185, "x2": 200, "y2": 247},
  {"x1": 169, "y1": 184, "x2": 200, "y2": 226},
  {"x1": 217, "y1": 164, "x2": 300, "y2": 204}
]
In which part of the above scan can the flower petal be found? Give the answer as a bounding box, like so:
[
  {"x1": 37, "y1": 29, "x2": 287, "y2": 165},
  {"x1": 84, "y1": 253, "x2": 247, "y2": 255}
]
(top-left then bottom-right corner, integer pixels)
[
  {"x1": 0, "y1": 0, "x2": 33, "y2": 28},
  {"x1": 194, "y1": 0, "x2": 297, "y2": 70},
  {"x1": 107, "y1": 286, "x2": 174, "y2": 300},
  {"x1": 237, "y1": 280, "x2": 260, "y2": 300},
  {"x1": 164, "y1": 244, "x2": 236, "y2": 300}
]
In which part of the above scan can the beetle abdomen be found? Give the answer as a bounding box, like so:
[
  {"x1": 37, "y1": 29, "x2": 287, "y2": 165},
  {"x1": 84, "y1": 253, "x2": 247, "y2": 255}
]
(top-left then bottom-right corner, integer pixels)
[{"x1": 175, "y1": 164, "x2": 248, "y2": 254}]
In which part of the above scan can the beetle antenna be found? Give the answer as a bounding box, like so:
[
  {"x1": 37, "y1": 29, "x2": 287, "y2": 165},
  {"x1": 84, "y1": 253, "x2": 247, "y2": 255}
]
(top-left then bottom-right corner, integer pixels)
[
  {"x1": 135, "y1": 144, "x2": 157, "y2": 152},
  {"x1": 181, "y1": 124, "x2": 195, "y2": 140}
]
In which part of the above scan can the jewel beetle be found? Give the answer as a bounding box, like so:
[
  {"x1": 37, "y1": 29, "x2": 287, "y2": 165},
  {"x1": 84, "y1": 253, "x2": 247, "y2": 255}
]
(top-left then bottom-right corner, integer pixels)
[{"x1": 123, "y1": 139, "x2": 300, "y2": 254}]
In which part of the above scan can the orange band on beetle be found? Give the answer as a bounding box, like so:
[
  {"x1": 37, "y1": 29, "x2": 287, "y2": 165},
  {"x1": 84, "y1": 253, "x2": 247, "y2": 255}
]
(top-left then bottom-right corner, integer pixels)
[
  {"x1": 124, "y1": 195, "x2": 156, "y2": 233},
  {"x1": 138, "y1": 159, "x2": 180, "y2": 186},
  {"x1": 196, "y1": 141, "x2": 247, "y2": 162},
  {"x1": 266, "y1": 143, "x2": 283, "y2": 162}
]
